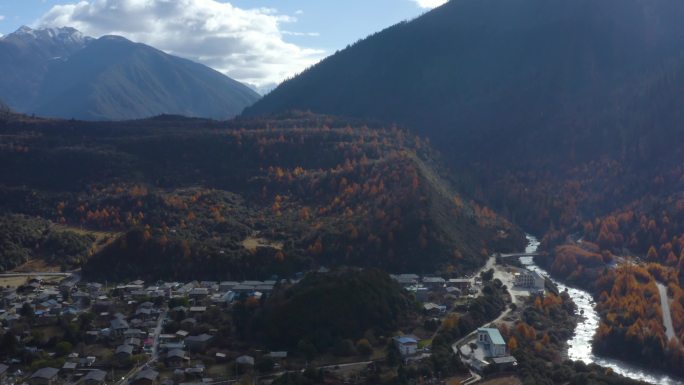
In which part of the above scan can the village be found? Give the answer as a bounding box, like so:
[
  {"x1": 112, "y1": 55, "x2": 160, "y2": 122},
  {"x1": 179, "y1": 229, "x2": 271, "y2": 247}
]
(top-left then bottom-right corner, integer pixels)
[{"x1": 0, "y1": 254, "x2": 549, "y2": 385}]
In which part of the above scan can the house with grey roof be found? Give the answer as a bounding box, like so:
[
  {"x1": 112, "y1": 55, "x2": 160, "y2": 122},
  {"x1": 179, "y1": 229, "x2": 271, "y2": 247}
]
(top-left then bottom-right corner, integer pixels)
[
  {"x1": 232, "y1": 285, "x2": 255, "y2": 293},
  {"x1": 114, "y1": 345, "x2": 134, "y2": 360},
  {"x1": 236, "y1": 355, "x2": 254, "y2": 366},
  {"x1": 82, "y1": 369, "x2": 107, "y2": 385},
  {"x1": 422, "y1": 277, "x2": 446, "y2": 289},
  {"x1": 189, "y1": 288, "x2": 209, "y2": 299},
  {"x1": 110, "y1": 318, "x2": 129, "y2": 337},
  {"x1": 0, "y1": 364, "x2": 9, "y2": 383},
  {"x1": 131, "y1": 369, "x2": 158, "y2": 385},
  {"x1": 29, "y1": 367, "x2": 59, "y2": 385},
  {"x1": 166, "y1": 349, "x2": 186, "y2": 368},
  {"x1": 219, "y1": 281, "x2": 238, "y2": 292},
  {"x1": 184, "y1": 334, "x2": 213, "y2": 352}
]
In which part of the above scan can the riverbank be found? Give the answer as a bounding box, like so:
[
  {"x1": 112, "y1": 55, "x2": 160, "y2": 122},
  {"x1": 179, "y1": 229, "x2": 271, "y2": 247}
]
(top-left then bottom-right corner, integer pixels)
[
  {"x1": 506, "y1": 293, "x2": 651, "y2": 385},
  {"x1": 522, "y1": 235, "x2": 684, "y2": 385}
]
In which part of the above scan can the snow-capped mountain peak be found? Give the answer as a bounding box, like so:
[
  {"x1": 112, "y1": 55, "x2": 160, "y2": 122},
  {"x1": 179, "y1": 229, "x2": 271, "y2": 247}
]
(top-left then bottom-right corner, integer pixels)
[{"x1": 3, "y1": 25, "x2": 93, "y2": 47}]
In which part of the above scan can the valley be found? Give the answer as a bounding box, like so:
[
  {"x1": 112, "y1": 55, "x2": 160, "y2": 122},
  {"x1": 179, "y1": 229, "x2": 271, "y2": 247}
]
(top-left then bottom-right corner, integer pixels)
[
  {"x1": 1, "y1": 109, "x2": 672, "y2": 385},
  {"x1": 3, "y1": 0, "x2": 684, "y2": 384}
]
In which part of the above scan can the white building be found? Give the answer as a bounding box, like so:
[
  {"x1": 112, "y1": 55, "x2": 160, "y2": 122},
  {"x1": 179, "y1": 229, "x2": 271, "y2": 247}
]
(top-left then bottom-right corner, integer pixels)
[
  {"x1": 476, "y1": 328, "x2": 507, "y2": 358},
  {"x1": 514, "y1": 270, "x2": 545, "y2": 290},
  {"x1": 393, "y1": 336, "x2": 418, "y2": 357}
]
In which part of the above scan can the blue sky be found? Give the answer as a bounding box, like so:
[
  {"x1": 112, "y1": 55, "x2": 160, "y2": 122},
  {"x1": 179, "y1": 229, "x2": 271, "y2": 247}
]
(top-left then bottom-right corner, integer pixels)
[{"x1": 0, "y1": 0, "x2": 446, "y2": 90}]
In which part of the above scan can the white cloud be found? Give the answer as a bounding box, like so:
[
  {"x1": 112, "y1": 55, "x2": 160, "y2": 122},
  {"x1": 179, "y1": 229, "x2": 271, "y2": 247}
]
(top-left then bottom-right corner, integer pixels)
[
  {"x1": 37, "y1": 0, "x2": 324, "y2": 88},
  {"x1": 282, "y1": 31, "x2": 320, "y2": 37},
  {"x1": 0, "y1": 15, "x2": 5, "y2": 21},
  {"x1": 412, "y1": 0, "x2": 448, "y2": 9}
]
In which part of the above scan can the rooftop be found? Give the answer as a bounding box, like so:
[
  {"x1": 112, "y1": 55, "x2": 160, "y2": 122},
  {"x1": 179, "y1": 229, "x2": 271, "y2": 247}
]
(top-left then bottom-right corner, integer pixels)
[
  {"x1": 31, "y1": 367, "x2": 59, "y2": 380},
  {"x1": 394, "y1": 336, "x2": 418, "y2": 345},
  {"x1": 134, "y1": 369, "x2": 159, "y2": 381},
  {"x1": 478, "y1": 327, "x2": 505, "y2": 345},
  {"x1": 83, "y1": 369, "x2": 107, "y2": 382},
  {"x1": 491, "y1": 356, "x2": 517, "y2": 364}
]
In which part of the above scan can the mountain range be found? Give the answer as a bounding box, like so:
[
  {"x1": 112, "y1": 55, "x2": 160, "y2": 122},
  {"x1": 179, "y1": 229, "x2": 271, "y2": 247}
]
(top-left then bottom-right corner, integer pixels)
[
  {"x1": 245, "y1": 0, "x2": 684, "y2": 168},
  {"x1": 246, "y1": 1, "x2": 684, "y2": 374},
  {"x1": 0, "y1": 26, "x2": 260, "y2": 120}
]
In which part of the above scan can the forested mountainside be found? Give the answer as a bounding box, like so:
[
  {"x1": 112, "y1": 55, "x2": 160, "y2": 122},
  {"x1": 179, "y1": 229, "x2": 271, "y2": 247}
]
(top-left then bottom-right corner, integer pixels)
[
  {"x1": 0, "y1": 112, "x2": 522, "y2": 280},
  {"x1": 0, "y1": 26, "x2": 259, "y2": 120},
  {"x1": 245, "y1": 0, "x2": 684, "y2": 168},
  {"x1": 243, "y1": 0, "x2": 684, "y2": 375},
  {"x1": 242, "y1": 0, "x2": 684, "y2": 280}
]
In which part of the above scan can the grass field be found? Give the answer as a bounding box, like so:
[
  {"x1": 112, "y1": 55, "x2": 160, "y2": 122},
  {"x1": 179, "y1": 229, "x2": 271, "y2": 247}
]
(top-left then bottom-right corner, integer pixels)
[
  {"x1": 478, "y1": 375, "x2": 522, "y2": 385},
  {"x1": 0, "y1": 275, "x2": 62, "y2": 287},
  {"x1": 53, "y1": 224, "x2": 120, "y2": 254}
]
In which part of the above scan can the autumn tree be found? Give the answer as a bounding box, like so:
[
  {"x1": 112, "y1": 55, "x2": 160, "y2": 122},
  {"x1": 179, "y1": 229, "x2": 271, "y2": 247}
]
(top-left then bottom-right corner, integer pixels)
[{"x1": 507, "y1": 336, "x2": 518, "y2": 351}]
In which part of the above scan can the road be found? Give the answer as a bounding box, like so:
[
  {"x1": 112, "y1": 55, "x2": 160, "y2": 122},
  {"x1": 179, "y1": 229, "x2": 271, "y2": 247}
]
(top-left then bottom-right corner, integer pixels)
[
  {"x1": 319, "y1": 360, "x2": 373, "y2": 369},
  {"x1": 451, "y1": 255, "x2": 536, "y2": 353},
  {"x1": 656, "y1": 282, "x2": 676, "y2": 341},
  {"x1": 115, "y1": 310, "x2": 167, "y2": 385},
  {"x1": 431, "y1": 255, "x2": 500, "y2": 343},
  {"x1": 151, "y1": 310, "x2": 167, "y2": 360},
  {"x1": 447, "y1": 254, "x2": 539, "y2": 385},
  {"x1": 479, "y1": 256, "x2": 496, "y2": 275},
  {"x1": 236, "y1": 360, "x2": 378, "y2": 385},
  {"x1": 462, "y1": 373, "x2": 481, "y2": 385}
]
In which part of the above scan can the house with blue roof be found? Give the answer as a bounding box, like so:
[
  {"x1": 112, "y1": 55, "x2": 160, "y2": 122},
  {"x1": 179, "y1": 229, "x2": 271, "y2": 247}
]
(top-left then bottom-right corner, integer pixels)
[
  {"x1": 477, "y1": 328, "x2": 506, "y2": 358},
  {"x1": 392, "y1": 335, "x2": 418, "y2": 357}
]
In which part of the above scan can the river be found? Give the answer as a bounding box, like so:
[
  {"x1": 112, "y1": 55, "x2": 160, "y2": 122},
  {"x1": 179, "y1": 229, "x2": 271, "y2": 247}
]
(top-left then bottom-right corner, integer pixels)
[{"x1": 520, "y1": 235, "x2": 684, "y2": 385}]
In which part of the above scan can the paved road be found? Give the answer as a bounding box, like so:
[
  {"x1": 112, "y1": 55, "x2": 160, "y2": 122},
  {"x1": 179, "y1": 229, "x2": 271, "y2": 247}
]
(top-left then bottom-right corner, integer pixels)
[
  {"x1": 318, "y1": 360, "x2": 374, "y2": 370},
  {"x1": 234, "y1": 360, "x2": 378, "y2": 385},
  {"x1": 450, "y1": 256, "x2": 536, "y2": 355},
  {"x1": 115, "y1": 310, "x2": 167, "y2": 385},
  {"x1": 656, "y1": 282, "x2": 676, "y2": 341},
  {"x1": 116, "y1": 365, "x2": 142, "y2": 385},
  {"x1": 434, "y1": 256, "x2": 502, "y2": 345},
  {"x1": 151, "y1": 310, "x2": 167, "y2": 360},
  {"x1": 462, "y1": 372, "x2": 481, "y2": 385}
]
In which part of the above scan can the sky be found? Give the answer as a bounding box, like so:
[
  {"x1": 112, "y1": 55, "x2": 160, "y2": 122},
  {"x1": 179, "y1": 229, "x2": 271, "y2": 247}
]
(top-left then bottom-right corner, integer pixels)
[{"x1": 0, "y1": 0, "x2": 448, "y2": 92}]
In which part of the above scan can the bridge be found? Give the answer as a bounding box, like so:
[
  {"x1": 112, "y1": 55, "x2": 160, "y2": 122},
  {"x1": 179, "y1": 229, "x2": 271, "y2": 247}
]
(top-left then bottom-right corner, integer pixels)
[{"x1": 496, "y1": 252, "x2": 541, "y2": 259}]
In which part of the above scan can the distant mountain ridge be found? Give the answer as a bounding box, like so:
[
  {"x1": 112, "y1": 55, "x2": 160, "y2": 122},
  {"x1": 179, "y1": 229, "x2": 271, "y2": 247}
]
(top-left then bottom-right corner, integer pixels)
[
  {"x1": 244, "y1": 0, "x2": 684, "y2": 166},
  {"x1": 0, "y1": 26, "x2": 90, "y2": 111},
  {"x1": 0, "y1": 26, "x2": 260, "y2": 120}
]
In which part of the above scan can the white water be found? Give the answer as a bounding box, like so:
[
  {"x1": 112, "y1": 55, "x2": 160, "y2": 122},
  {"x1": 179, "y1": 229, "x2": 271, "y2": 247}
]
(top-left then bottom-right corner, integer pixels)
[{"x1": 521, "y1": 235, "x2": 684, "y2": 385}]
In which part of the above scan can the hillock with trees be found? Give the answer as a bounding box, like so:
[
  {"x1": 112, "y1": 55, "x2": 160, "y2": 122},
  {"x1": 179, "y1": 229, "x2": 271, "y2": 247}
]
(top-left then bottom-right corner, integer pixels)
[
  {"x1": 0, "y1": 113, "x2": 523, "y2": 279},
  {"x1": 0, "y1": 214, "x2": 100, "y2": 271},
  {"x1": 259, "y1": 269, "x2": 417, "y2": 350}
]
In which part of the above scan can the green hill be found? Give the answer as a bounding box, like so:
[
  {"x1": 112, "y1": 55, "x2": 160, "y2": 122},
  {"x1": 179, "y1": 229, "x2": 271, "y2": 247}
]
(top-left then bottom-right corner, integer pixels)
[
  {"x1": 0, "y1": 113, "x2": 522, "y2": 280},
  {"x1": 260, "y1": 269, "x2": 416, "y2": 349}
]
